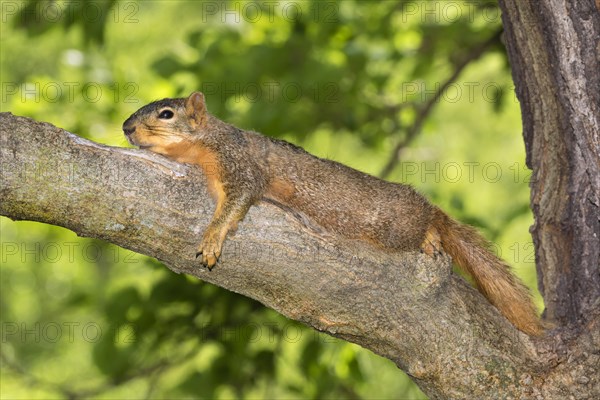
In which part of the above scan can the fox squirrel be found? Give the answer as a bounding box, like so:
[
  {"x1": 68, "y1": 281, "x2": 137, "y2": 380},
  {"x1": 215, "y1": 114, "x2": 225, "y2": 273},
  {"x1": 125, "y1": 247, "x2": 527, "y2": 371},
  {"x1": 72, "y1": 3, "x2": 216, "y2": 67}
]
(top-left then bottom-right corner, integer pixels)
[{"x1": 122, "y1": 92, "x2": 543, "y2": 336}]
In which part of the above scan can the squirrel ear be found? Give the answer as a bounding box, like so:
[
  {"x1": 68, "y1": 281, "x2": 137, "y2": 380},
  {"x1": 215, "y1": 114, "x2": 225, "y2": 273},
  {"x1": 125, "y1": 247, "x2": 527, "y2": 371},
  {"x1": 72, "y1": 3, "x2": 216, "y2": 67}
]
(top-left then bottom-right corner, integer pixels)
[{"x1": 185, "y1": 92, "x2": 207, "y2": 126}]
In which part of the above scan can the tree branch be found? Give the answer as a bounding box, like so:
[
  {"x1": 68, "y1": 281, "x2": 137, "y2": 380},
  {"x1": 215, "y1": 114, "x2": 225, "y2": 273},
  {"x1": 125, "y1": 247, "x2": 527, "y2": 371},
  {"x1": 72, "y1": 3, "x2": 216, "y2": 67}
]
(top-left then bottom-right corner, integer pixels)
[{"x1": 1, "y1": 113, "x2": 597, "y2": 398}]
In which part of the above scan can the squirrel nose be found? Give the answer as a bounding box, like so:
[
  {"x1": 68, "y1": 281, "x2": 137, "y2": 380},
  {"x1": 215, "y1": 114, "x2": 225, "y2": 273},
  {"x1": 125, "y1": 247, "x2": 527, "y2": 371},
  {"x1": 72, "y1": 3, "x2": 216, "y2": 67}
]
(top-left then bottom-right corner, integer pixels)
[{"x1": 122, "y1": 123, "x2": 136, "y2": 136}]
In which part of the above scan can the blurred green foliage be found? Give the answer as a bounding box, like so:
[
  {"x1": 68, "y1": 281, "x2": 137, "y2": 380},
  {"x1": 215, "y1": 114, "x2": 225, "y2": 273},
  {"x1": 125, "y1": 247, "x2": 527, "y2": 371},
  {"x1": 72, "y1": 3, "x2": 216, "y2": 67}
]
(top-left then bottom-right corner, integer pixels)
[{"x1": 1, "y1": 1, "x2": 539, "y2": 399}]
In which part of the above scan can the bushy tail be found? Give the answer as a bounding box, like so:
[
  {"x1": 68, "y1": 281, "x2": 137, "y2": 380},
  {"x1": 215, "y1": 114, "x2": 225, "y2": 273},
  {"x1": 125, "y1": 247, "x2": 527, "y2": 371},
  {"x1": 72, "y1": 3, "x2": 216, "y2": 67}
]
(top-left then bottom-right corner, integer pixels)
[{"x1": 432, "y1": 209, "x2": 544, "y2": 335}]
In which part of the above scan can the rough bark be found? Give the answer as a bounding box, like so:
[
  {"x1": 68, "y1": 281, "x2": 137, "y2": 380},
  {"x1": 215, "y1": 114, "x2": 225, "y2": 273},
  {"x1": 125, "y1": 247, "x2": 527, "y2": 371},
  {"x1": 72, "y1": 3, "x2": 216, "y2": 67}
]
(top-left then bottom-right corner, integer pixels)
[
  {"x1": 498, "y1": 0, "x2": 600, "y2": 328},
  {"x1": 1, "y1": 113, "x2": 599, "y2": 398}
]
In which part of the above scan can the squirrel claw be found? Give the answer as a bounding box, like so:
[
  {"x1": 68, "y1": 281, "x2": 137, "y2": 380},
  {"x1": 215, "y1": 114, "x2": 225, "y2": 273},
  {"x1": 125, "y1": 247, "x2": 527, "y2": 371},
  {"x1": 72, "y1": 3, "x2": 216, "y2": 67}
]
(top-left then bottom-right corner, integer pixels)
[
  {"x1": 196, "y1": 251, "x2": 217, "y2": 270},
  {"x1": 196, "y1": 233, "x2": 222, "y2": 270}
]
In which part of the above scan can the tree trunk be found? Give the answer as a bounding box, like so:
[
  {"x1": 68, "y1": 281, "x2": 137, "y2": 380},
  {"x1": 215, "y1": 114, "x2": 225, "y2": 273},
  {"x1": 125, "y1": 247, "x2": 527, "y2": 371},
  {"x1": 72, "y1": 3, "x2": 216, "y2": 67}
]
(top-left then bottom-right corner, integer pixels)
[
  {"x1": 498, "y1": 0, "x2": 600, "y2": 327},
  {"x1": 498, "y1": 0, "x2": 600, "y2": 396}
]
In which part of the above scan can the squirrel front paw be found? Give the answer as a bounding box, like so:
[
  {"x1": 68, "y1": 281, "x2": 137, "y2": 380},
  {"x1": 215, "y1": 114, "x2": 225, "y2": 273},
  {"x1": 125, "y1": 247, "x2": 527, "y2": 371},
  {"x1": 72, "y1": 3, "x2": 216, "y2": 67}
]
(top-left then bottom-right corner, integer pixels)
[{"x1": 196, "y1": 228, "x2": 224, "y2": 270}]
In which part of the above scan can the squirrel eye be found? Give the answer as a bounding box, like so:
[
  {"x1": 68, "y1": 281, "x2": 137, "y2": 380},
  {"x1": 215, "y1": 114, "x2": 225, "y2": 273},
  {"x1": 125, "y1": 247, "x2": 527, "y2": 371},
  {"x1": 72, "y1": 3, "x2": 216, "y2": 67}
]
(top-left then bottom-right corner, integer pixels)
[{"x1": 158, "y1": 109, "x2": 174, "y2": 120}]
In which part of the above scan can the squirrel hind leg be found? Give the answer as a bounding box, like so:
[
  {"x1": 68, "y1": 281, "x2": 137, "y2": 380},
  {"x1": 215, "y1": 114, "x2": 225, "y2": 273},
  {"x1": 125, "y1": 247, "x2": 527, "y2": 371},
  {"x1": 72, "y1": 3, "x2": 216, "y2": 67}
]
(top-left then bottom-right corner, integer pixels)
[{"x1": 420, "y1": 225, "x2": 443, "y2": 258}]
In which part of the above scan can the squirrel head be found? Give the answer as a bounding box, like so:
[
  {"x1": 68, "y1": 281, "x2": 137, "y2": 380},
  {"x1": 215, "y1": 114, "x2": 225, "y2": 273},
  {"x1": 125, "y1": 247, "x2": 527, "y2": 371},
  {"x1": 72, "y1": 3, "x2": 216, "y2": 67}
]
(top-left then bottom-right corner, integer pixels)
[{"x1": 122, "y1": 92, "x2": 209, "y2": 152}]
